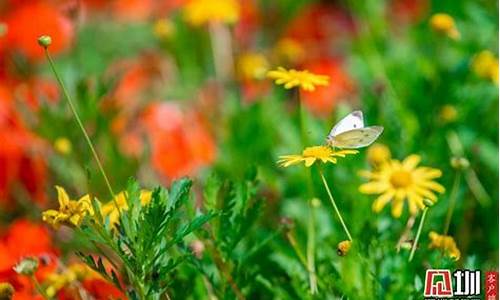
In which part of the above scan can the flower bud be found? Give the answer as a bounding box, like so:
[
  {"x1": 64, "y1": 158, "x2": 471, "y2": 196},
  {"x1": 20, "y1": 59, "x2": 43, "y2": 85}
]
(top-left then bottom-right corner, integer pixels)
[
  {"x1": 311, "y1": 198, "x2": 321, "y2": 208},
  {"x1": 450, "y1": 157, "x2": 470, "y2": 170},
  {"x1": 279, "y1": 217, "x2": 295, "y2": 230},
  {"x1": 190, "y1": 240, "x2": 205, "y2": 259},
  {"x1": 14, "y1": 257, "x2": 39, "y2": 276},
  {"x1": 337, "y1": 240, "x2": 352, "y2": 256},
  {"x1": 0, "y1": 282, "x2": 14, "y2": 299},
  {"x1": 423, "y1": 199, "x2": 434, "y2": 207},
  {"x1": 37, "y1": 35, "x2": 52, "y2": 48},
  {"x1": 54, "y1": 137, "x2": 72, "y2": 155}
]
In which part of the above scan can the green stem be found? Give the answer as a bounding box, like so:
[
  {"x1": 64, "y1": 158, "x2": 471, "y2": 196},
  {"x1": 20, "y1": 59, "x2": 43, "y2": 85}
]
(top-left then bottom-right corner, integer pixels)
[
  {"x1": 306, "y1": 199, "x2": 318, "y2": 294},
  {"x1": 319, "y1": 170, "x2": 353, "y2": 241},
  {"x1": 43, "y1": 48, "x2": 115, "y2": 199},
  {"x1": 443, "y1": 172, "x2": 461, "y2": 235},
  {"x1": 30, "y1": 275, "x2": 51, "y2": 300},
  {"x1": 409, "y1": 207, "x2": 428, "y2": 262},
  {"x1": 285, "y1": 231, "x2": 308, "y2": 269},
  {"x1": 296, "y1": 89, "x2": 309, "y2": 148}
]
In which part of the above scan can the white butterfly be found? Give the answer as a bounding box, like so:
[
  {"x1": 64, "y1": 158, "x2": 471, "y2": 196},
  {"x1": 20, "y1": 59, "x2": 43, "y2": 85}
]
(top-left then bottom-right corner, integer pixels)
[{"x1": 326, "y1": 110, "x2": 383, "y2": 149}]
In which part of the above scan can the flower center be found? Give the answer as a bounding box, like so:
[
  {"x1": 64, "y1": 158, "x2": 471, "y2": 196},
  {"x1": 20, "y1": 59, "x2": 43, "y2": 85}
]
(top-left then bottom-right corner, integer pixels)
[
  {"x1": 390, "y1": 170, "x2": 412, "y2": 188},
  {"x1": 302, "y1": 146, "x2": 331, "y2": 158}
]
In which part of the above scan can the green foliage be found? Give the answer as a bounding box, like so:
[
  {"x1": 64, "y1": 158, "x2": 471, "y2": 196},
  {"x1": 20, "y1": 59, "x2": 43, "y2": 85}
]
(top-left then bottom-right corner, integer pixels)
[{"x1": 76, "y1": 178, "x2": 214, "y2": 299}]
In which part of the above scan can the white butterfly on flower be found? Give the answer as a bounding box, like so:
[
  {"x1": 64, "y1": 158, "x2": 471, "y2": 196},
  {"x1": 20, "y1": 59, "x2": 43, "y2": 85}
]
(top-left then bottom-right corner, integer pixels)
[{"x1": 326, "y1": 110, "x2": 383, "y2": 149}]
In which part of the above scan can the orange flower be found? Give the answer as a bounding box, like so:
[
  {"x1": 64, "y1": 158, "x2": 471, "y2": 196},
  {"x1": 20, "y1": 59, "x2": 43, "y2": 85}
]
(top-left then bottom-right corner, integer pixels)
[
  {"x1": 300, "y1": 58, "x2": 356, "y2": 117},
  {"x1": 3, "y1": 0, "x2": 74, "y2": 61},
  {"x1": 0, "y1": 84, "x2": 48, "y2": 207},
  {"x1": 142, "y1": 102, "x2": 216, "y2": 180},
  {"x1": 111, "y1": 0, "x2": 155, "y2": 21}
]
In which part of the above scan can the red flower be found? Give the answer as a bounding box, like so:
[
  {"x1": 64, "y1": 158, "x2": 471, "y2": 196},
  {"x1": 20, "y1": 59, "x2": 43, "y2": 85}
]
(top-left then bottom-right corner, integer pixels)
[
  {"x1": 390, "y1": 0, "x2": 429, "y2": 24},
  {"x1": 283, "y1": 3, "x2": 356, "y2": 62},
  {"x1": 300, "y1": 58, "x2": 356, "y2": 117},
  {"x1": 0, "y1": 220, "x2": 57, "y2": 298},
  {"x1": 82, "y1": 278, "x2": 126, "y2": 299},
  {"x1": 0, "y1": 84, "x2": 48, "y2": 207},
  {"x1": 3, "y1": 0, "x2": 74, "y2": 61},
  {"x1": 142, "y1": 102, "x2": 216, "y2": 180}
]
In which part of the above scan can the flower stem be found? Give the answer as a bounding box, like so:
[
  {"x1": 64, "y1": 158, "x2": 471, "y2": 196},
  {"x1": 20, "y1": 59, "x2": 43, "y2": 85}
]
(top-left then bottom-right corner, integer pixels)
[
  {"x1": 306, "y1": 199, "x2": 318, "y2": 294},
  {"x1": 443, "y1": 172, "x2": 461, "y2": 235},
  {"x1": 409, "y1": 207, "x2": 428, "y2": 262},
  {"x1": 209, "y1": 21, "x2": 234, "y2": 83},
  {"x1": 285, "y1": 231, "x2": 308, "y2": 268},
  {"x1": 319, "y1": 170, "x2": 353, "y2": 241},
  {"x1": 30, "y1": 275, "x2": 50, "y2": 300},
  {"x1": 43, "y1": 48, "x2": 115, "y2": 199},
  {"x1": 396, "y1": 214, "x2": 416, "y2": 252}
]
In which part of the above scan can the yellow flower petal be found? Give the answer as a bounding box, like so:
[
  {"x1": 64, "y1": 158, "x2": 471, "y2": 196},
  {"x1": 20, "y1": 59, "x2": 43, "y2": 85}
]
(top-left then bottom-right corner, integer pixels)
[
  {"x1": 402, "y1": 154, "x2": 421, "y2": 170},
  {"x1": 414, "y1": 186, "x2": 438, "y2": 201},
  {"x1": 304, "y1": 157, "x2": 316, "y2": 167},
  {"x1": 359, "y1": 181, "x2": 389, "y2": 194},
  {"x1": 418, "y1": 180, "x2": 445, "y2": 193},
  {"x1": 372, "y1": 191, "x2": 395, "y2": 212},
  {"x1": 267, "y1": 67, "x2": 329, "y2": 92},
  {"x1": 415, "y1": 167, "x2": 442, "y2": 179},
  {"x1": 55, "y1": 186, "x2": 70, "y2": 210}
]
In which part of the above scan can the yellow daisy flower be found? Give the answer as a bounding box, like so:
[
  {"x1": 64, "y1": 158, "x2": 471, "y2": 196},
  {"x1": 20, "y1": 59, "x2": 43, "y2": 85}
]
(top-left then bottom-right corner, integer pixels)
[
  {"x1": 366, "y1": 143, "x2": 391, "y2": 166},
  {"x1": 153, "y1": 19, "x2": 175, "y2": 40},
  {"x1": 273, "y1": 38, "x2": 306, "y2": 65},
  {"x1": 183, "y1": 0, "x2": 240, "y2": 26},
  {"x1": 429, "y1": 13, "x2": 460, "y2": 40},
  {"x1": 44, "y1": 263, "x2": 101, "y2": 297},
  {"x1": 267, "y1": 67, "x2": 329, "y2": 91},
  {"x1": 42, "y1": 186, "x2": 93, "y2": 229},
  {"x1": 278, "y1": 146, "x2": 358, "y2": 168},
  {"x1": 428, "y1": 231, "x2": 461, "y2": 260},
  {"x1": 237, "y1": 52, "x2": 269, "y2": 80},
  {"x1": 101, "y1": 190, "x2": 152, "y2": 227},
  {"x1": 359, "y1": 155, "x2": 445, "y2": 218},
  {"x1": 471, "y1": 50, "x2": 499, "y2": 84},
  {"x1": 53, "y1": 137, "x2": 72, "y2": 155}
]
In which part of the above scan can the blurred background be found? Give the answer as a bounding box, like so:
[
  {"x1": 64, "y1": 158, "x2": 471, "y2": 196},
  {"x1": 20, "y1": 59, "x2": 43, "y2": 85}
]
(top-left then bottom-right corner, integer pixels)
[{"x1": 0, "y1": 0, "x2": 498, "y2": 299}]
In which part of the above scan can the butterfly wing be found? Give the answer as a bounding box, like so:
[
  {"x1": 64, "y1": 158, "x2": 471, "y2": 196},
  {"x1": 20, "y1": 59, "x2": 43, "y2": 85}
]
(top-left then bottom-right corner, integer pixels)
[
  {"x1": 328, "y1": 110, "x2": 364, "y2": 139},
  {"x1": 329, "y1": 126, "x2": 384, "y2": 149}
]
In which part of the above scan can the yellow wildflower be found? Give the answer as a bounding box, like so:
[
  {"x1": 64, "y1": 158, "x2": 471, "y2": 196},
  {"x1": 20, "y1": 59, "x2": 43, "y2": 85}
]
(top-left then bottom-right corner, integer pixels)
[
  {"x1": 471, "y1": 50, "x2": 499, "y2": 84},
  {"x1": 278, "y1": 146, "x2": 358, "y2": 168},
  {"x1": 359, "y1": 155, "x2": 445, "y2": 218},
  {"x1": 430, "y1": 13, "x2": 460, "y2": 40},
  {"x1": 439, "y1": 105, "x2": 458, "y2": 123},
  {"x1": 366, "y1": 143, "x2": 391, "y2": 166},
  {"x1": 153, "y1": 19, "x2": 174, "y2": 40},
  {"x1": 101, "y1": 190, "x2": 152, "y2": 227},
  {"x1": 428, "y1": 231, "x2": 461, "y2": 260},
  {"x1": 273, "y1": 38, "x2": 305, "y2": 65},
  {"x1": 183, "y1": 0, "x2": 240, "y2": 26},
  {"x1": 237, "y1": 52, "x2": 269, "y2": 80},
  {"x1": 54, "y1": 137, "x2": 72, "y2": 155},
  {"x1": 44, "y1": 263, "x2": 100, "y2": 297},
  {"x1": 42, "y1": 186, "x2": 93, "y2": 229},
  {"x1": 267, "y1": 67, "x2": 329, "y2": 91}
]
